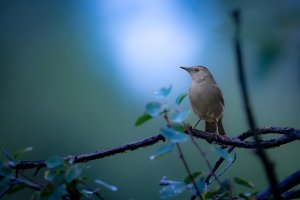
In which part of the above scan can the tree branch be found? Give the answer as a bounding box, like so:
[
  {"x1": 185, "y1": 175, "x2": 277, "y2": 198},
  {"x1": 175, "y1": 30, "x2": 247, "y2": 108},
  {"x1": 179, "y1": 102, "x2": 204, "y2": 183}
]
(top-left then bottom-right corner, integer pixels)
[
  {"x1": 176, "y1": 143, "x2": 203, "y2": 200},
  {"x1": 12, "y1": 127, "x2": 299, "y2": 171},
  {"x1": 256, "y1": 170, "x2": 300, "y2": 200},
  {"x1": 9, "y1": 176, "x2": 42, "y2": 191},
  {"x1": 0, "y1": 174, "x2": 43, "y2": 197},
  {"x1": 13, "y1": 134, "x2": 165, "y2": 170},
  {"x1": 280, "y1": 190, "x2": 300, "y2": 200},
  {"x1": 232, "y1": 9, "x2": 280, "y2": 199},
  {"x1": 205, "y1": 126, "x2": 299, "y2": 184},
  {"x1": 2, "y1": 126, "x2": 299, "y2": 199},
  {"x1": 190, "y1": 126, "x2": 299, "y2": 149}
]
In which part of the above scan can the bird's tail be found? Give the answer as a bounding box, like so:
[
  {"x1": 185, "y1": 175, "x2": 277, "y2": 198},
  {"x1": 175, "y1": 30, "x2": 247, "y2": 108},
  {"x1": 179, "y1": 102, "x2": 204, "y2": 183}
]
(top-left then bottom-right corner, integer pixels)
[
  {"x1": 205, "y1": 119, "x2": 226, "y2": 136},
  {"x1": 205, "y1": 121, "x2": 217, "y2": 133},
  {"x1": 217, "y1": 118, "x2": 226, "y2": 136}
]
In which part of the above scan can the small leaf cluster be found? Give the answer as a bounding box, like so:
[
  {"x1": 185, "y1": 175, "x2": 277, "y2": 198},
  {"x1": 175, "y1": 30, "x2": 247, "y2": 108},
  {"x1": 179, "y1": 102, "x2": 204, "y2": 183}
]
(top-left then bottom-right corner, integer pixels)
[
  {"x1": 0, "y1": 148, "x2": 117, "y2": 199},
  {"x1": 160, "y1": 175, "x2": 257, "y2": 200},
  {"x1": 156, "y1": 140, "x2": 257, "y2": 199},
  {"x1": 36, "y1": 156, "x2": 118, "y2": 199},
  {"x1": 0, "y1": 147, "x2": 33, "y2": 197},
  {"x1": 135, "y1": 85, "x2": 190, "y2": 160},
  {"x1": 135, "y1": 85, "x2": 189, "y2": 127}
]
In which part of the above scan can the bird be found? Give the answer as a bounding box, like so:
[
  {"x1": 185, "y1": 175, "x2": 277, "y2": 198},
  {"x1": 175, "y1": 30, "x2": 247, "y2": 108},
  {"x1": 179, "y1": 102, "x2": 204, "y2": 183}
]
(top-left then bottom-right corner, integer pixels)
[{"x1": 180, "y1": 66, "x2": 226, "y2": 135}]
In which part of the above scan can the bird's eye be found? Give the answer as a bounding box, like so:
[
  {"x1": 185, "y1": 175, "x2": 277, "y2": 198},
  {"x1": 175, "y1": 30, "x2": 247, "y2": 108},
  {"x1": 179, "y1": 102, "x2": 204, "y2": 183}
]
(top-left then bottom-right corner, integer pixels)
[{"x1": 194, "y1": 68, "x2": 200, "y2": 72}]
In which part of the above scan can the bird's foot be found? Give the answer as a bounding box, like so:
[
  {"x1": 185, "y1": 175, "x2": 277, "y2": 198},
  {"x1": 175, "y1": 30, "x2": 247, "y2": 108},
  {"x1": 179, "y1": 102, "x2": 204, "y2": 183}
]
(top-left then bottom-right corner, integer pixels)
[{"x1": 183, "y1": 123, "x2": 193, "y2": 132}]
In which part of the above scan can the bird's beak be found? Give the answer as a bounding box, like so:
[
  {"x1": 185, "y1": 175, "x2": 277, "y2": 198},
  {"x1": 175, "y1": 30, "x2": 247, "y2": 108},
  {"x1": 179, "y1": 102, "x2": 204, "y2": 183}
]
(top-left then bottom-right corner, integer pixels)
[
  {"x1": 180, "y1": 66, "x2": 192, "y2": 73},
  {"x1": 180, "y1": 66, "x2": 190, "y2": 72}
]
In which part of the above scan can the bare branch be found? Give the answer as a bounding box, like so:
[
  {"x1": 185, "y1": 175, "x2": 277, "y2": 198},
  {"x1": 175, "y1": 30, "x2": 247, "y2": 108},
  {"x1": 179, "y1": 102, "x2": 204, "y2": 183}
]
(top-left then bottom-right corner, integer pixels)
[
  {"x1": 176, "y1": 143, "x2": 203, "y2": 200},
  {"x1": 256, "y1": 170, "x2": 300, "y2": 200},
  {"x1": 232, "y1": 9, "x2": 280, "y2": 199},
  {"x1": 281, "y1": 190, "x2": 300, "y2": 200},
  {"x1": 208, "y1": 151, "x2": 237, "y2": 185},
  {"x1": 9, "y1": 176, "x2": 42, "y2": 191},
  {"x1": 12, "y1": 127, "x2": 299, "y2": 171},
  {"x1": 186, "y1": 129, "x2": 222, "y2": 187},
  {"x1": 190, "y1": 127, "x2": 299, "y2": 149},
  {"x1": 1, "y1": 148, "x2": 13, "y2": 162},
  {"x1": 14, "y1": 134, "x2": 165, "y2": 170},
  {"x1": 164, "y1": 111, "x2": 203, "y2": 200},
  {"x1": 205, "y1": 126, "x2": 299, "y2": 184}
]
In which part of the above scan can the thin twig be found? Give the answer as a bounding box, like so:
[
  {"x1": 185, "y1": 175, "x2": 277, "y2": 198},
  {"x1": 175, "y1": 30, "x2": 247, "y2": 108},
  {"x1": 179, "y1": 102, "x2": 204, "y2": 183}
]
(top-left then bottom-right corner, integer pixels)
[
  {"x1": 176, "y1": 144, "x2": 203, "y2": 200},
  {"x1": 163, "y1": 110, "x2": 171, "y2": 125},
  {"x1": 1, "y1": 148, "x2": 13, "y2": 162},
  {"x1": 186, "y1": 129, "x2": 222, "y2": 187},
  {"x1": 232, "y1": 9, "x2": 280, "y2": 199},
  {"x1": 80, "y1": 181, "x2": 105, "y2": 200},
  {"x1": 0, "y1": 185, "x2": 14, "y2": 199},
  {"x1": 208, "y1": 151, "x2": 237, "y2": 185},
  {"x1": 164, "y1": 111, "x2": 203, "y2": 200},
  {"x1": 9, "y1": 176, "x2": 42, "y2": 190}
]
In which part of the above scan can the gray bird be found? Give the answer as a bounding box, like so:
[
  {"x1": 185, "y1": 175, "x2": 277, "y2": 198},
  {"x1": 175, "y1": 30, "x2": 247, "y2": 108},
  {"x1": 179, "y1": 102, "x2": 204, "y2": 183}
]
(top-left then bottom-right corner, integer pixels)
[{"x1": 180, "y1": 66, "x2": 225, "y2": 135}]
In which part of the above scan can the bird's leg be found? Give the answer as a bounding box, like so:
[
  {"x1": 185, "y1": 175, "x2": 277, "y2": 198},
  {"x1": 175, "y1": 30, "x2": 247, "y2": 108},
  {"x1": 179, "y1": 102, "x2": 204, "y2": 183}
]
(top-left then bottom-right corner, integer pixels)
[
  {"x1": 194, "y1": 119, "x2": 202, "y2": 129},
  {"x1": 183, "y1": 122, "x2": 193, "y2": 132}
]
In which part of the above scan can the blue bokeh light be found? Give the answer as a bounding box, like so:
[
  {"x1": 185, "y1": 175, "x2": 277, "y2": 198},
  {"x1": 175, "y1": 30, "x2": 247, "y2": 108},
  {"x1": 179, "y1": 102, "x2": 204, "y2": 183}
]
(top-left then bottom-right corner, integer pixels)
[{"x1": 97, "y1": 1, "x2": 204, "y2": 96}]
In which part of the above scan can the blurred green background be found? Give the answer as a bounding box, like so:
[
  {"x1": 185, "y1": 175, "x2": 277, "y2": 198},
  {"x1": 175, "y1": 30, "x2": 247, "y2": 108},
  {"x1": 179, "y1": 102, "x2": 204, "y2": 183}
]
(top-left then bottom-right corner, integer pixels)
[{"x1": 0, "y1": 0, "x2": 300, "y2": 199}]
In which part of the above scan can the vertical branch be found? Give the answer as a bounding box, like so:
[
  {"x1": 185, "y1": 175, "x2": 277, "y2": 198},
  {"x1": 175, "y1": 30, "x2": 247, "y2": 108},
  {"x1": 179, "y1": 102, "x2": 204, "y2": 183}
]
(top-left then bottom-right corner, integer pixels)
[
  {"x1": 205, "y1": 146, "x2": 234, "y2": 184},
  {"x1": 176, "y1": 144, "x2": 203, "y2": 200},
  {"x1": 163, "y1": 112, "x2": 203, "y2": 200},
  {"x1": 232, "y1": 9, "x2": 280, "y2": 200},
  {"x1": 186, "y1": 129, "x2": 222, "y2": 187}
]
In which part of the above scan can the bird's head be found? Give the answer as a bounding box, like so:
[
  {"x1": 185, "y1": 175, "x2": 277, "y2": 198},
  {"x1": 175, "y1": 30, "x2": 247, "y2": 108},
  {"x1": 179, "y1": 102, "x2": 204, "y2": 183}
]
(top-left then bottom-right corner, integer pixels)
[{"x1": 180, "y1": 66, "x2": 213, "y2": 82}]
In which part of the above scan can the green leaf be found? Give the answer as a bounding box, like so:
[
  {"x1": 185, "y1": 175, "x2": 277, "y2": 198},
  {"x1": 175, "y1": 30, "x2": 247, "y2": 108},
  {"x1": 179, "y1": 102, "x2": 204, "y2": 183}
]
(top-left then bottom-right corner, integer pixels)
[
  {"x1": 65, "y1": 166, "x2": 82, "y2": 183},
  {"x1": 152, "y1": 85, "x2": 172, "y2": 98},
  {"x1": 160, "y1": 181, "x2": 186, "y2": 199},
  {"x1": 13, "y1": 146, "x2": 33, "y2": 160},
  {"x1": 150, "y1": 144, "x2": 175, "y2": 160},
  {"x1": 134, "y1": 114, "x2": 152, "y2": 126},
  {"x1": 161, "y1": 127, "x2": 188, "y2": 143},
  {"x1": 212, "y1": 147, "x2": 233, "y2": 162},
  {"x1": 175, "y1": 93, "x2": 188, "y2": 105},
  {"x1": 45, "y1": 156, "x2": 64, "y2": 169},
  {"x1": 145, "y1": 101, "x2": 163, "y2": 117},
  {"x1": 234, "y1": 177, "x2": 255, "y2": 189},
  {"x1": 171, "y1": 123, "x2": 185, "y2": 133},
  {"x1": 171, "y1": 109, "x2": 190, "y2": 123},
  {"x1": 95, "y1": 179, "x2": 118, "y2": 191},
  {"x1": 184, "y1": 171, "x2": 202, "y2": 184}
]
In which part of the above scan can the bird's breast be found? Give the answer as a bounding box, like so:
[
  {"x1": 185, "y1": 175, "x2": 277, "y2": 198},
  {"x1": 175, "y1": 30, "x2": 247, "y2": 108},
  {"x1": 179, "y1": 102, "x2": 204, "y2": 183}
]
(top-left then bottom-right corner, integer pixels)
[{"x1": 189, "y1": 82, "x2": 224, "y2": 122}]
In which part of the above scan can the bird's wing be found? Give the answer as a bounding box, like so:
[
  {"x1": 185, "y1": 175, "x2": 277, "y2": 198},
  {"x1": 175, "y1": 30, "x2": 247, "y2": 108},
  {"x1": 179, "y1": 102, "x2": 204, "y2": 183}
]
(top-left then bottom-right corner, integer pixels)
[{"x1": 210, "y1": 84, "x2": 224, "y2": 106}]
